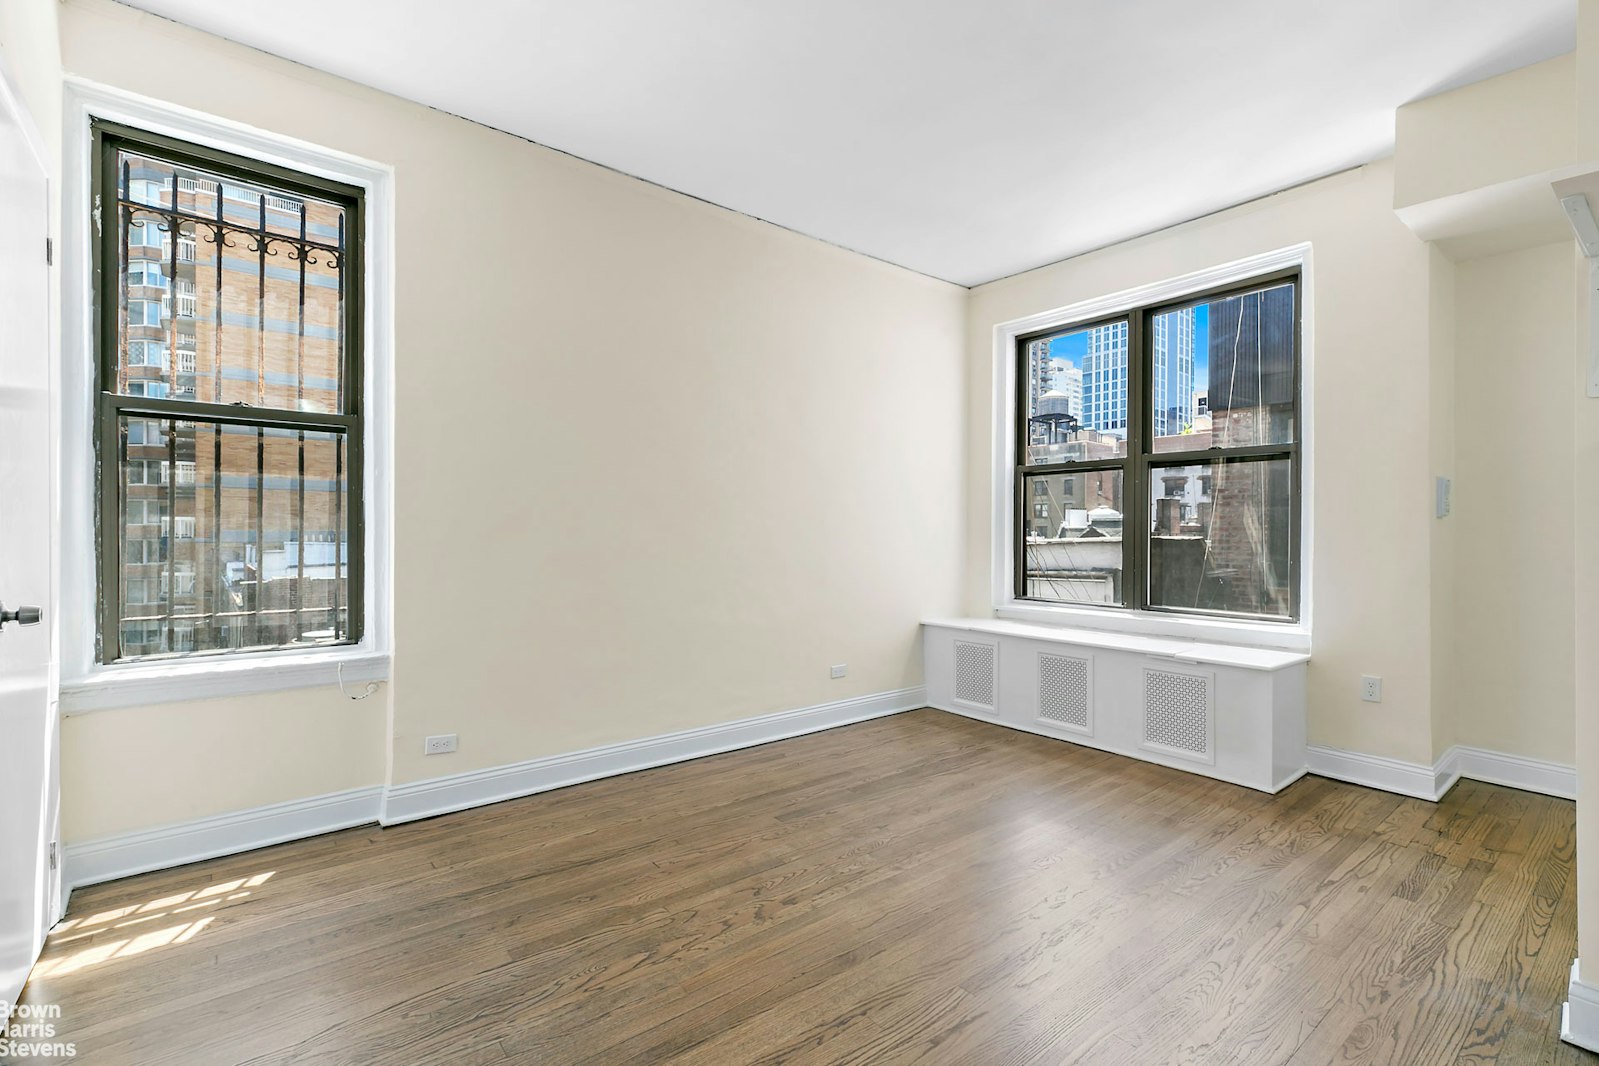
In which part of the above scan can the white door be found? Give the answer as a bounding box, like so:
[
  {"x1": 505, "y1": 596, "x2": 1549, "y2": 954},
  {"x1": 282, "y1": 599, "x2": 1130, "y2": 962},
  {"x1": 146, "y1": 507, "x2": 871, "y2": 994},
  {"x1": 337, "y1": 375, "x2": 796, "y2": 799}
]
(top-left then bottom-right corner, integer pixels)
[{"x1": 0, "y1": 63, "x2": 57, "y2": 1010}]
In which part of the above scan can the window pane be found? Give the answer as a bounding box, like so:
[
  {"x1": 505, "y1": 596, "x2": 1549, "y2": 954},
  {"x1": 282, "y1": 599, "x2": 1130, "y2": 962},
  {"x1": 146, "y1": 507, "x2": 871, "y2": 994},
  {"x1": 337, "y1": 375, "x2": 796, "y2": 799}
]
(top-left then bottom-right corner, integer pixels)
[
  {"x1": 115, "y1": 150, "x2": 347, "y2": 413},
  {"x1": 1147, "y1": 459, "x2": 1292, "y2": 618},
  {"x1": 116, "y1": 415, "x2": 350, "y2": 660},
  {"x1": 1023, "y1": 321, "x2": 1127, "y2": 463},
  {"x1": 1021, "y1": 469, "x2": 1123, "y2": 605},
  {"x1": 1151, "y1": 282, "x2": 1296, "y2": 453}
]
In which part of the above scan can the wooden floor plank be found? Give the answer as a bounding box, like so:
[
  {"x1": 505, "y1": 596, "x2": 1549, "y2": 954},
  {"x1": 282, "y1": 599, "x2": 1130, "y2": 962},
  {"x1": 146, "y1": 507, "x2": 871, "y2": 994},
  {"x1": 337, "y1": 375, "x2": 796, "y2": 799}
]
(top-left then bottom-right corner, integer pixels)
[{"x1": 12, "y1": 710, "x2": 1593, "y2": 1066}]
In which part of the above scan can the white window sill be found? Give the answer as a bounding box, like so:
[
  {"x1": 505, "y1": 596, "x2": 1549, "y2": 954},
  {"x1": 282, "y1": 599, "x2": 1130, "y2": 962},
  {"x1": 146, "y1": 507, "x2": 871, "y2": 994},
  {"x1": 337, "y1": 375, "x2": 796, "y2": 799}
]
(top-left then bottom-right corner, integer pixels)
[
  {"x1": 60, "y1": 648, "x2": 390, "y2": 714},
  {"x1": 926, "y1": 616, "x2": 1308, "y2": 672},
  {"x1": 988, "y1": 601, "x2": 1310, "y2": 655}
]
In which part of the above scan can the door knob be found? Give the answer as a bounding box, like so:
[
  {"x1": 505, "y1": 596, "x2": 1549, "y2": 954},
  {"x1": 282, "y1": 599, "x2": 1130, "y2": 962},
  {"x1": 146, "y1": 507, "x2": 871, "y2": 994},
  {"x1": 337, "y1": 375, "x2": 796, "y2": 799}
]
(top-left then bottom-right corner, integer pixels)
[{"x1": 0, "y1": 603, "x2": 42, "y2": 626}]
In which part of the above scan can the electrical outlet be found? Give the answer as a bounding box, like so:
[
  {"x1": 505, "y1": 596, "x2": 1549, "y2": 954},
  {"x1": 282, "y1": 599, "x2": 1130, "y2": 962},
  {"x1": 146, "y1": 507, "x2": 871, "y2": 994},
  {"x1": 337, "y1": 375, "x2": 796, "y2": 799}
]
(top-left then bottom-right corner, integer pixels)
[
  {"x1": 424, "y1": 733, "x2": 458, "y2": 756},
  {"x1": 830, "y1": 663, "x2": 848, "y2": 679},
  {"x1": 1360, "y1": 676, "x2": 1383, "y2": 703}
]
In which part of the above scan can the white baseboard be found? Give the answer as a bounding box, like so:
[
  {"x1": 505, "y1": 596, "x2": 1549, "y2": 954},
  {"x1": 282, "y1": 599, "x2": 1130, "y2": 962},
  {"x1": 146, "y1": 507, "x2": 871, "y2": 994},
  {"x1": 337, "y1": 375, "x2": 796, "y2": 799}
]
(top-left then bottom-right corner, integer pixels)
[
  {"x1": 1306, "y1": 745, "x2": 1441, "y2": 800},
  {"x1": 62, "y1": 785, "x2": 384, "y2": 895},
  {"x1": 59, "y1": 686, "x2": 927, "y2": 901},
  {"x1": 1433, "y1": 746, "x2": 1464, "y2": 801},
  {"x1": 930, "y1": 701, "x2": 1299, "y2": 795},
  {"x1": 380, "y1": 686, "x2": 926, "y2": 825},
  {"x1": 1306, "y1": 743, "x2": 1575, "y2": 803},
  {"x1": 1450, "y1": 745, "x2": 1577, "y2": 800},
  {"x1": 59, "y1": 690, "x2": 1568, "y2": 912},
  {"x1": 1563, "y1": 960, "x2": 1599, "y2": 1053}
]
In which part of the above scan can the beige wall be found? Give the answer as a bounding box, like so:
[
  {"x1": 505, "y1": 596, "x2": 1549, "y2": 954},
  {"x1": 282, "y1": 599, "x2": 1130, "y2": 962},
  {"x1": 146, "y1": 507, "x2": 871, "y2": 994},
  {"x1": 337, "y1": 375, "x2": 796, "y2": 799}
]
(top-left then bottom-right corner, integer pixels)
[
  {"x1": 1428, "y1": 244, "x2": 1458, "y2": 760},
  {"x1": 61, "y1": 689, "x2": 386, "y2": 840},
  {"x1": 1394, "y1": 55, "x2": 1576, "y2": 212},
  {"x1": 1452, "y1": 241, "x2": 1578, "y2": 763},
  {"x1": 967, "y1": 161, "x2": 1445, "y2": 765},
  {"x1": 28, "y1": 0, "x2": 1594, "y2": 852},
  {"x1": 53, "y1": 0, "x2": 967, "y2": 838}
]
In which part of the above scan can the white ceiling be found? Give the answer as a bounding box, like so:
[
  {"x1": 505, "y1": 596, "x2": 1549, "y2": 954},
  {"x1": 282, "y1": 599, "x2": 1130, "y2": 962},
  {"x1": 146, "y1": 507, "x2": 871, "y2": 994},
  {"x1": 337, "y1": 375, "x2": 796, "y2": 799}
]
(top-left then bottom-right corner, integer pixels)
[{"x1": 120, "y1": 0, "x2": 1575, "y2": 286}]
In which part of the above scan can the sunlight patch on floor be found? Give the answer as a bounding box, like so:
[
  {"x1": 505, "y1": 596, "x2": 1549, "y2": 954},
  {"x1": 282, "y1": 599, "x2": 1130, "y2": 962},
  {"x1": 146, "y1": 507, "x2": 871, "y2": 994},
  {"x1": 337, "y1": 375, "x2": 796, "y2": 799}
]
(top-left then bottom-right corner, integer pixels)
[
  {"x1": 33, "y1": 871, "x2": 276, "y2": 975},
  {"x1": 32, "y1": 916, "x2": 215, "y2": 978}
]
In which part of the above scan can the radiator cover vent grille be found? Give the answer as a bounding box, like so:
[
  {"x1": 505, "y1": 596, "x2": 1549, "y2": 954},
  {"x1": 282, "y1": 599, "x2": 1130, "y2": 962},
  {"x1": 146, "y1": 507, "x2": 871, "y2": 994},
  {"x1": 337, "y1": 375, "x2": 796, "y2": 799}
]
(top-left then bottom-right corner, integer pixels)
[
  {"x1": 1143, "y1": 668, "x2": 1211, "y2": 759},
  {"x1": 1038, "y1": 653, "x2": 1090, "y2": 732},
  {"x1": 953, "y1": 640, "x2": 997, "y2": 710}
]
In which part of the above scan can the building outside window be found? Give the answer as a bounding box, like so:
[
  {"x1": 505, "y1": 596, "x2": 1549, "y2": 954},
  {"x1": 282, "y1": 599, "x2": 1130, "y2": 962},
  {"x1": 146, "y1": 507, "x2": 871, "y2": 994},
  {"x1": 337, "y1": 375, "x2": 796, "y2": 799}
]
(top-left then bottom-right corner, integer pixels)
[
  {"x1": 1014, "y1": 271, "x2": 1301, "y2": 621},
  {"x1": 93, "y1": 120, "x2": 364, "y2": 662}
]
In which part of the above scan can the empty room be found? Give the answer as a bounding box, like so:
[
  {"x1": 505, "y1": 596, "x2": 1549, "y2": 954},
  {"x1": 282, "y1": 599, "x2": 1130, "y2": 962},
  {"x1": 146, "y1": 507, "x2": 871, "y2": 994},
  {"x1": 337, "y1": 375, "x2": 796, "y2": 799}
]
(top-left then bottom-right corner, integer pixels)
[{"x1": 1, "y1": 0, "x2": 1598, "y2": 1062}]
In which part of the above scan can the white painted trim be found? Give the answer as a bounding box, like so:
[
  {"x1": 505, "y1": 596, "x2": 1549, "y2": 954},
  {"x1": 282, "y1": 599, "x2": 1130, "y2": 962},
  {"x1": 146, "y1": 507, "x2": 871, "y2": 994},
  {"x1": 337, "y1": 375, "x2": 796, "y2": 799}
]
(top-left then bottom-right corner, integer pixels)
[
  {"x1": 1433, "y1": 746, "x2": 1464, "y2": 801},
  {"x1": 988, "y1": 243, "x2": 1314, "y2": 653},
  {"x1": 1306, "y1": 743, "x2": 1576, "y2": 802},
  {"x1": 925, "y1": 616, "x2": 1309, "y2": 671},
  {"x1": 994, "y1": 603, "x2": 1310, "y2": 651},
  {"x1": 57, "y1": 78, "x2": 395, "y2": 707},
  {"x1": 1449, "y1": 745, "x2": 1577, "y2": 800},
  {"x1": 1564, "y1": 960, "x2": 1599, "y2": 1053},
  {"x1": 932, "y1": 702, "x2": 1280, "y2": 793},
  {"x1": 57, "y1": 686, "x2": 926, "y2": 904},
  {"x1": 1307, "y1": 744, "x2": 1447, "y2": 801},
  {"x1": 62, "y1": 785, "x2": 383, "y2": 894},
  {"x1": 60, "y1": 650, "x2": 390, "y2": 714},
  {"x1": 381, "y1": 686, "x2": 927, "y2": 825}
]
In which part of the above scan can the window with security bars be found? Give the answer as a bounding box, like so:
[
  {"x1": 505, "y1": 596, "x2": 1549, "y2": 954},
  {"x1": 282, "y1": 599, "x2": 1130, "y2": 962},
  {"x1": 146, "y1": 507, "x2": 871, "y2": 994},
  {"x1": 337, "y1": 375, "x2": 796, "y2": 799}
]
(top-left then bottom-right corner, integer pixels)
[
  {"x1": 1015, "y1": 270, "x2": 1300, "y2": 621},
  {"x1": 94, "y1": 121, "x2": 364, "y2": 663}
]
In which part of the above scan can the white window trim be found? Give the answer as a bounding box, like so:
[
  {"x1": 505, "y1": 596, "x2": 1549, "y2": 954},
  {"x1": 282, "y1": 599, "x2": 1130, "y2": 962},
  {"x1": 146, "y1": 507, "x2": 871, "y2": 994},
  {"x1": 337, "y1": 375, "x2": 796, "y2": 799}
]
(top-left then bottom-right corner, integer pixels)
[
  {"x1": 989, "y1": 243, "x2": 1315, "y2": 653},
  {"x1": 59, "y1": 78, "x2": 395, "y2": 713}
]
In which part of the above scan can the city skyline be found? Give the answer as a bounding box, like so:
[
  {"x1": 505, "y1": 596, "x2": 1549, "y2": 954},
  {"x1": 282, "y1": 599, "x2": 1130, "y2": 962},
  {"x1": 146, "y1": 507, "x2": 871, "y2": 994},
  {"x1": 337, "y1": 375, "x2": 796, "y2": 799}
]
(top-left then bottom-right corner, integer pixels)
[
  {"x1": 1045, "y1": 303, "x2": 1211, "y2": 378},
  {"x1": 1030, "y1": 305, "x2": 1202, "y2": 439}
]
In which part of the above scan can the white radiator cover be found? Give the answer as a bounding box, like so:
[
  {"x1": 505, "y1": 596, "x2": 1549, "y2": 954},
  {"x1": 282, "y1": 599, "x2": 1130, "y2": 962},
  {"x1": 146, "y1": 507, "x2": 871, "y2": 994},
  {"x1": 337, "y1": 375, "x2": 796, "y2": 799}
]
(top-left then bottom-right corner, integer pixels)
[{"x1": 923, "y1": 619, "x2": 1307, "y2": 793}]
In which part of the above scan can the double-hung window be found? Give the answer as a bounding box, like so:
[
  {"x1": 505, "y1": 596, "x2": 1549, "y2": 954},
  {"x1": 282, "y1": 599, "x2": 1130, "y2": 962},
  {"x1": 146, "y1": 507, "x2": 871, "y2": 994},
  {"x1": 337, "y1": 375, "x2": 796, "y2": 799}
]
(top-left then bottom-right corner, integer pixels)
[
  {"x1": 93, "y1": 121, "x2": 365, "y2": 663},
  {"x1": 1014, "y1": 270, "x2": 1301, "y2": 622}
]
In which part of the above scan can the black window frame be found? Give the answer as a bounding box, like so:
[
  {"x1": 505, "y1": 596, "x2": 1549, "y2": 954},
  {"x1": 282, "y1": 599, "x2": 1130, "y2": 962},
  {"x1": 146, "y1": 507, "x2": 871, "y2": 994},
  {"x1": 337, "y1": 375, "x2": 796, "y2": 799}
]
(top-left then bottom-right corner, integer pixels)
[
  {"x1": 92, "y1": 120, "x2": 367, "y2": 664},
  {"x1": 1013, "y1": 267, "x2": 1302, "y2": 623}
]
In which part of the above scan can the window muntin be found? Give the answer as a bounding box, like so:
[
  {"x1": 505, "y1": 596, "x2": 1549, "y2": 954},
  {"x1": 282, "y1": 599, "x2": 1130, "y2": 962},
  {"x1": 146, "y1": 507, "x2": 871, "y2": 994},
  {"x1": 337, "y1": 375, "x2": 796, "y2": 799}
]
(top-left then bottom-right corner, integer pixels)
[
  {"x1": 95, "y1": 122, "x2": 363, "y2": 664},
  {"x1": 1015, "y1": 273, "x2": 1300, "y2": 622}
]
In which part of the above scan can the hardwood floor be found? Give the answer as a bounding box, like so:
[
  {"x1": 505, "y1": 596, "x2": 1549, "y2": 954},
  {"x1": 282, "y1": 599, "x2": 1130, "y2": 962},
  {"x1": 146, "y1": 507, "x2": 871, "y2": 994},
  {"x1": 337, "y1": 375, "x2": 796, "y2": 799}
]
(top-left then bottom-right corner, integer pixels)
[{"x1": 15, "y1": 710, "x2": 1594, "y2": 1065}]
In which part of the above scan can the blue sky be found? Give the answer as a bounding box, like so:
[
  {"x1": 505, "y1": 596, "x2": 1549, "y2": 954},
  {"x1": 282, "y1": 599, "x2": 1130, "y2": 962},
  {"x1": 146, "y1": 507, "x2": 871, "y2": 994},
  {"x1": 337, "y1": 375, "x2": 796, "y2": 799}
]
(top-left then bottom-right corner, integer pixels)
[{"x1": 1048, "y1": 304, "x2": 1210, "y2": 379}]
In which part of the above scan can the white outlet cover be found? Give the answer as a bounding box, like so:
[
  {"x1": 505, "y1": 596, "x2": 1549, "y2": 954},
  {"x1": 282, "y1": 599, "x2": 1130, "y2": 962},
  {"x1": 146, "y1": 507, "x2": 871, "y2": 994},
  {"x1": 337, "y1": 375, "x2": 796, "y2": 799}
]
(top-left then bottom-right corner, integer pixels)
[
  {"x1": 424, "y1": 733, "x2": 458, "y2": 755},
  {"x1": 830, "y1": 664, "x2": 848, "y2": 679},
  {"x1": 1360, "y1": 676, "x2": 1382, "y2": 703}
]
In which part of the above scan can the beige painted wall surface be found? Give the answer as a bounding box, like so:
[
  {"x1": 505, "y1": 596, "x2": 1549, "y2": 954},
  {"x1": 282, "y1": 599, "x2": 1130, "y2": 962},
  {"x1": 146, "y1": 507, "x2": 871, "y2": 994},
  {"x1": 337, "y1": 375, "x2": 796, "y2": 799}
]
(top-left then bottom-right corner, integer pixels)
[
  {"x1": 966, "y1": 161, "x2": 1443, "y2": 765},
  {"x1": 56, "y1": 0, "x2": 967, "y2": 830},
  {"x1": 1452, "y1": 241, "x2": 1577, "y2": 764},
  {"x1": 61, "y1": 689, "x2": 386, "y2": 841},
  {"x1": 1428, "y1": 244, "x2": 1457, "y2": 761},
  {"x1": 1571, "y1": 244, "x2": 1598, "y2": 978},
  {"x1": 1394, "y1": 55, "x2": 1576, "y2": 212}
]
